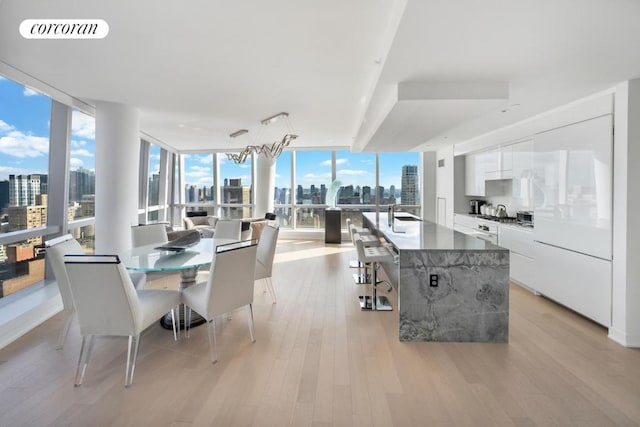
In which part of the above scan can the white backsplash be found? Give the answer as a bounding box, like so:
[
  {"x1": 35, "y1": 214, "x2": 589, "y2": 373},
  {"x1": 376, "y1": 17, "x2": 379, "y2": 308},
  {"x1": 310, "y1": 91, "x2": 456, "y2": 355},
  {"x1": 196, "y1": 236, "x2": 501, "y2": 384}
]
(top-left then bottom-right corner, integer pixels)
[{"x1": 465, "y1": 179, "x2": 533, "y2": 217}]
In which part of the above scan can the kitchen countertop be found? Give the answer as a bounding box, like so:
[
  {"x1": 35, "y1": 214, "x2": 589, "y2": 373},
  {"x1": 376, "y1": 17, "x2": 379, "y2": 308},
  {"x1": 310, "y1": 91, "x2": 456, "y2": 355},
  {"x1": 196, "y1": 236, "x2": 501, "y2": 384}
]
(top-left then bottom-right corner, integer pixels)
[
  {"x1": 454, "y1": 212, "x2": 534, "y2": 232},
  {"x1": 363, "y1": 212, "x2": 507, "y2": 251}
]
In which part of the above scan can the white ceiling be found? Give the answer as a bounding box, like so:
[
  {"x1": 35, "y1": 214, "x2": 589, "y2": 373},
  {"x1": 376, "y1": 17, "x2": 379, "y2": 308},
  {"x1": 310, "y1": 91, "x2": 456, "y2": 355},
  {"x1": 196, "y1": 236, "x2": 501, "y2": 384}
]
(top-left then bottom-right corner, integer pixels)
[{"x1": 1, "y1": 0, "x2": 640, "y2": 153}]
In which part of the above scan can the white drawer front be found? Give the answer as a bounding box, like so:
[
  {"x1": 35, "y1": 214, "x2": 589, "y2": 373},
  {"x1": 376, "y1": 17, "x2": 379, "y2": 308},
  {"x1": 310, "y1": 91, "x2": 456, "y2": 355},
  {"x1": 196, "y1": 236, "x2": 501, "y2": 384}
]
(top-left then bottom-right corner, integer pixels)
[
  {"x1": 533, "y1": 242, "x2": 611, "y2": 326},
  {"x1": 499, "y1": 225, "x2": 534, "y2": 258}
]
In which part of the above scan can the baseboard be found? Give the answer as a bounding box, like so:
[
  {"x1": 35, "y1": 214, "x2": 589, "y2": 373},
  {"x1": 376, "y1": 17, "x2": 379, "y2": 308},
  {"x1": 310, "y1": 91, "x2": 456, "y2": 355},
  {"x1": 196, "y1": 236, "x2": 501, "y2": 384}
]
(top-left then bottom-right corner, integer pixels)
[
  {"x1": 608, "y1": 327, "x2": 640, "y2": 348},
  {"x1": 0, "y1": 286, "x2": 63, "y2": 350}
]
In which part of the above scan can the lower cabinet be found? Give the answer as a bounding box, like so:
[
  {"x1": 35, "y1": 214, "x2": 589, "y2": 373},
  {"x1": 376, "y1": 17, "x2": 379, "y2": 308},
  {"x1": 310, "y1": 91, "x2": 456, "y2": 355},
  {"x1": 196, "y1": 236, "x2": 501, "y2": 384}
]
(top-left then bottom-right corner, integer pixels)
[
  {"x1": 510, "y1": 252, "x2": 535, "y2": 287},
  {"x1": 533, "y1": 241, "x2": 612, "y2": 326}
]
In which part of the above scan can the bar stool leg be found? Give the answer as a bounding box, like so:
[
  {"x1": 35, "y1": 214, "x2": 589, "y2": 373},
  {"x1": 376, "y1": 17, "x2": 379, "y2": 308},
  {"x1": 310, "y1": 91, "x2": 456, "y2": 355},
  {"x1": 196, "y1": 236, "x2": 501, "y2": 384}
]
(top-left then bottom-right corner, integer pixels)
[{"x1": 359, "y1": 261, "x2": 392, "y2": 311}]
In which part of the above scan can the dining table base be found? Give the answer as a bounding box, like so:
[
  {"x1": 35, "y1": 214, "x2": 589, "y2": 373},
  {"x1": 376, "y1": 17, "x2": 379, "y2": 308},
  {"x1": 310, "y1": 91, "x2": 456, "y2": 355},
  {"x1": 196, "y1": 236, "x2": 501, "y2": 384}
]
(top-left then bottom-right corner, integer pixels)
[{"x1": 160, "y1": 266, "x2": 206, "y2": 330}]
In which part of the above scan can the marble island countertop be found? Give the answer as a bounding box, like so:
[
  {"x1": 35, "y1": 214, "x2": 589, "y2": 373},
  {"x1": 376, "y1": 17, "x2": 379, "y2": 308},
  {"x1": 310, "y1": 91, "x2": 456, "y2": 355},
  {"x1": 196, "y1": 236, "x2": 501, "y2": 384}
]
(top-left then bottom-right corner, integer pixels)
[{"x1": 363, "y1": 212, "x2": 507, "y2": 252}]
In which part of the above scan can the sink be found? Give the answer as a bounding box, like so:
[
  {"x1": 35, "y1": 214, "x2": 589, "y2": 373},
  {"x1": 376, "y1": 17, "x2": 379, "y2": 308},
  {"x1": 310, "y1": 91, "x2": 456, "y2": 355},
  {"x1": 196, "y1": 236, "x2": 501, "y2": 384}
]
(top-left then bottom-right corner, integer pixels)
[{"x1": 394, "y1": 213, "x2": 422, "y2": 222}]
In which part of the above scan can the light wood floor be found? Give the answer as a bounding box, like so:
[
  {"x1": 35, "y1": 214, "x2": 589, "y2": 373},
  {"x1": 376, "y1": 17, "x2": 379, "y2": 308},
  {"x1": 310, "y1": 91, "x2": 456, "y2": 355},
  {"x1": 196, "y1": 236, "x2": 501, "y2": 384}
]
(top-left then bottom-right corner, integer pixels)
[{"x1": 1, "y1": 239, "x2": 639, "y2": 427}]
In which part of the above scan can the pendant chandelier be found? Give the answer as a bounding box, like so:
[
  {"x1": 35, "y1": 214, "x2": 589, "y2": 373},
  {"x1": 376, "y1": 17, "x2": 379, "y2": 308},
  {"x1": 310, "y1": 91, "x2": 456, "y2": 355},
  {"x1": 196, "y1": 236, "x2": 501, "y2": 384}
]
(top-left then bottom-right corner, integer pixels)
[{"x1": 226, "y1": 112, "x2": 298, "y2": 164}]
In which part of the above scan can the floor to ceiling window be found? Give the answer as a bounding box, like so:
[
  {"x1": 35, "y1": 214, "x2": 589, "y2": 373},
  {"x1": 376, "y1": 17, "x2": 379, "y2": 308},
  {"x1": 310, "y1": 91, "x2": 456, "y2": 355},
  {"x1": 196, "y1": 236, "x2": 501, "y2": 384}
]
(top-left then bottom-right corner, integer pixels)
[
  {"x1": 335, "y1": 150, "x2": 376, "y2": 228},
  {"x1": 294, "y1": 150, "x2": 332, "y2": 229},
  {"x1": 378, "y1": 152, "x2": 421, "y2": 216},
  {"x1": 0, "y1": 77, "x2": 51, "y2": 298},
  {"x1": 219, "y1": 153, "x2": 253, "y2": 219},
  {"x1": 68, "y1": 109, "x2": 96, "y2": 252},
  {"x1": 273, "y1": 150, "x2": 292, "y2": 227},
  {"x1": 181, "y1": 153, "x2": 215, "y2": 218},
  {"x1": 147, "y1": 143, "x2": 161, "y2": 221}
]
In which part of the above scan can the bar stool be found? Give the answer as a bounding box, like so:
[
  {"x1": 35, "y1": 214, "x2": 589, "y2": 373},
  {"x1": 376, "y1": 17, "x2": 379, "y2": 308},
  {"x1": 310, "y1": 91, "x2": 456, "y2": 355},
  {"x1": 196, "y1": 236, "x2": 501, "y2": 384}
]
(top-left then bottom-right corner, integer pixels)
[
  {"x1": 352, "y1": 232, "x2": 381, "y2": 285},
  {"x1": 346, "y1": 218, "x2": 373, "y2": 268},
  {"x1": 354, "y1": 238, "x2": 393, "y2": 311}
]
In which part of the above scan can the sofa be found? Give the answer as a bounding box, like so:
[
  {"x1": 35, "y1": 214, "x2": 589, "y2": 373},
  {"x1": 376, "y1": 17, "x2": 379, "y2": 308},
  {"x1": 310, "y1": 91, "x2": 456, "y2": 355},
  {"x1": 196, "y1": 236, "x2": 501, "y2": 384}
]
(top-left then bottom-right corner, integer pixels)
[
  {"x1": 183, "y1": 215, "x2": 217, "y2": 238},
  {"x1": 181, "y1": 215, "x2": 272, "y2": 240}
]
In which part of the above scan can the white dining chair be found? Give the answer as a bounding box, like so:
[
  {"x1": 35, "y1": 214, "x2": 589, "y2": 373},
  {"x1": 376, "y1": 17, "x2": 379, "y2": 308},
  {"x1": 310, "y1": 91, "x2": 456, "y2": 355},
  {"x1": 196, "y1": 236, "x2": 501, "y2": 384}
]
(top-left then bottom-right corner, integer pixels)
[
  {"x1": 255, "y1": 225, "x2": 279, "y2": 304},
  {"x1": 46, "y1": 234, "x2": 147, "y2": 350},
  {"x1": 64, "y1": 254, "x2": 181, "y2": 387},
  {"x1": 182, "y1": 241, "x2": 258, "y2": 363},
  {"x1": 213, "y1": 220, "x2": 242, "y2": 240},
  {"x1": 131, "y1": 224, "x2": 169, "y2": 248}
]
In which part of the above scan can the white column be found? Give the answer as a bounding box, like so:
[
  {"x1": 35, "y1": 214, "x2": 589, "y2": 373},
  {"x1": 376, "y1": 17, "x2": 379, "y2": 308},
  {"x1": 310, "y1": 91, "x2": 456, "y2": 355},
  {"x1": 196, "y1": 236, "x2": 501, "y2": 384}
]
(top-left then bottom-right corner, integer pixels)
[
  {"x1": 95, "y1": 102, "x2": 140, "y2": 253},
  {"x1": 255, "y1": 153, "x2": 276, "y2": 218}
]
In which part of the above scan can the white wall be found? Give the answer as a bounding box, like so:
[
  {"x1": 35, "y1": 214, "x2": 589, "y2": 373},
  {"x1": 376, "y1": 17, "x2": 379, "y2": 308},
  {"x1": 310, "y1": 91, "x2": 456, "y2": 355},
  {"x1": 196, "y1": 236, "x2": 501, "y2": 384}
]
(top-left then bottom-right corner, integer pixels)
[
  {"x1": 421, "y1": 151, "x2": 436, "y2": 222},
  {"x1": 610, "y1": 80, "x2": 640, "y2": 347},
  {"x1": 435, "y1": 146, "x2": 454, "y2": 228}
]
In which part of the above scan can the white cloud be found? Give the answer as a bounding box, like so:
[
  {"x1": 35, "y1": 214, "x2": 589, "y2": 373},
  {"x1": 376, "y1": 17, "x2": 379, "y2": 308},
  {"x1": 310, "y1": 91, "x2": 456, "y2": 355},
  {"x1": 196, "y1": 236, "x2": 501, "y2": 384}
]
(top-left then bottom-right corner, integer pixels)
[
  {"x1": 301, "y1": 172, "x2": 332, "y2": 184},
  {"x1": 0, "y1": 165, "x2": 34, "y2": 180},
  {"x1": 0, "y1": 120, "x2": 15, "y2": 132},
  {"x1": 320, "y1": 158, "x2": 347, "y2": 167},
  {"x1": 71, "y1": 110, "x2": 95, "y2": 140},
  {"x1": 71, "y1": 139, "x2": 87, "y2": 148},
  {"x1": 70, "y1": 148, "x2": 94, "y2": 157},
  {"x1": 23, "y1": 87, "x2": 40, "y2": 97},
  {"x1": 185, "y1": 165, "x2": 212, "y2": 180},
  {"x1": 150, "y1": 163, "x2": 160, "y2": 173},
  {"x1": 70, "y1": 158, "x2": 84, "y2": 169},
  {"x1": 337, "y1": 169, "x2": 368, "y2": 176},
  {"x1": 199, "y1": 154, "x2": 213, "y2": 164},
  {"x1": 0, "y1": 130, "x2": 49, "y2": 157}
]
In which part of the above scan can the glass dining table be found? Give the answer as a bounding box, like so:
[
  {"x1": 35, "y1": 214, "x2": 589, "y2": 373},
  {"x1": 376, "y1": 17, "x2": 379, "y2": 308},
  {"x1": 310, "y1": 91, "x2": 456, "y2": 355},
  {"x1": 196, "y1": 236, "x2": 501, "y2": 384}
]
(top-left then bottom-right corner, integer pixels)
[{"x1": 119, "y1": 237, "x2": 238, "y2": 328}]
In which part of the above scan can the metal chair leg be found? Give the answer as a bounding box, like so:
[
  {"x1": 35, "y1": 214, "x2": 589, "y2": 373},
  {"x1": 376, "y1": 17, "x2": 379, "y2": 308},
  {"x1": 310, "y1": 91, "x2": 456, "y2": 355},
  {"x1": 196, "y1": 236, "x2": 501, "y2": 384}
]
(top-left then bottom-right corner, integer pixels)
[
  {"x1": 125, "y1": 334, "x2": 140, "y2": 387},
  {"x1": 207, "y1": 318, "x2": 218, "y2": 364},
  {"x1": 56, "y1": 310, "x2": 74, "y2": 350},
  {"x1": 171, "y1": 306, "x2": 179, "y2": 341},
  {"x1": 248, "y1": 304, "x2": 256, "y2": 343},
  {"x1": 74, "y1": 335, "x2": 95, "y2": 386},
  {"x1": 266, "y1": 278, "x2": 276, "y2": 304}
]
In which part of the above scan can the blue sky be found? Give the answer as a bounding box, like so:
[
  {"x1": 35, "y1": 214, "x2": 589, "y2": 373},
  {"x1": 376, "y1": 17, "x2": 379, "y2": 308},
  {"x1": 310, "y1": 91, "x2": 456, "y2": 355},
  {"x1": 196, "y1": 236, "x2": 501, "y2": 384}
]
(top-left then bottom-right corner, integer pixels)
[{"x1": 0, "y1": 76, "x2": 96, "y2": 181}]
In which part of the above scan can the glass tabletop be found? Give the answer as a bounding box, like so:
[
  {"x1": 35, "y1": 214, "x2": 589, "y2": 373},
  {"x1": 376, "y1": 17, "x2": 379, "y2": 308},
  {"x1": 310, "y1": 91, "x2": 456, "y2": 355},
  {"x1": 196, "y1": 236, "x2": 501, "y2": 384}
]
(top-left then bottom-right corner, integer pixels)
[{"x1": 119, "y1": 238, "x2": 237, "y2": 272}]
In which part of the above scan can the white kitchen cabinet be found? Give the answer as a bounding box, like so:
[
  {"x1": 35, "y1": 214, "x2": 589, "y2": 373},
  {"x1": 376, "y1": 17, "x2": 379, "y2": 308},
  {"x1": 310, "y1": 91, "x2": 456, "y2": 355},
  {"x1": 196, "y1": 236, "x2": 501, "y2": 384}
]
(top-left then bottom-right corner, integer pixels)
[
  {"x1": 498, "y1": 224, "x2": 534, "y2": 287},
  {"x1": 464, "y1": 153, "x2": 485, "y2": 196},
  {"x1": 533, "y1": 241, "x2": 611, "y2": 326},
  {"x1": 533, "y1": 114, "x2": 613, "y2": 260},
  {"x1": 464, "y1": 154, "x2": 485, "y2": 196},
  {"x1": 511, "y1": 140, "x2": 533, "y2": 209},
  {"x1": 454, "y1": 213, "x2": 478, "y2": 229},
  {"x1": 465, "y1": 146, "x2": 514, "y2": 196},
  {"x1": 485, "y1": 146, "x2": 513, "y2": 180}
]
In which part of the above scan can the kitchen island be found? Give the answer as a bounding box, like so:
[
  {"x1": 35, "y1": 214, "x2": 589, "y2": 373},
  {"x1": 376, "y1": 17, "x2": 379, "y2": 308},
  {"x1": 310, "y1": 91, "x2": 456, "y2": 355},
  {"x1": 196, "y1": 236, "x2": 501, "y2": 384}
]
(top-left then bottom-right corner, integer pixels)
[{"x1": 362, "y1": 212, "x2": 510, "y2": 343}]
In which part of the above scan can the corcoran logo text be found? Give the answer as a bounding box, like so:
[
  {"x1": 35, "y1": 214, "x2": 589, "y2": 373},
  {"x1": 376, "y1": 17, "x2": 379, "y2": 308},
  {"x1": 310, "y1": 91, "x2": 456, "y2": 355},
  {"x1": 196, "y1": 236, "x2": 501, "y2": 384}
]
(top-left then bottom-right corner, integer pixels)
[{"x1": 20, "y1": 19, "x2": 109, "y2": 39}]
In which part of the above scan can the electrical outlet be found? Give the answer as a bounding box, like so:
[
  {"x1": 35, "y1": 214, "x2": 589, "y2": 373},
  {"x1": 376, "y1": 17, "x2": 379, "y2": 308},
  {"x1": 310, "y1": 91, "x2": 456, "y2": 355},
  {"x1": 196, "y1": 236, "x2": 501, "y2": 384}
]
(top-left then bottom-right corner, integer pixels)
[{"x1": 429, "y1": 274, "x2": 438, "y2": 287}]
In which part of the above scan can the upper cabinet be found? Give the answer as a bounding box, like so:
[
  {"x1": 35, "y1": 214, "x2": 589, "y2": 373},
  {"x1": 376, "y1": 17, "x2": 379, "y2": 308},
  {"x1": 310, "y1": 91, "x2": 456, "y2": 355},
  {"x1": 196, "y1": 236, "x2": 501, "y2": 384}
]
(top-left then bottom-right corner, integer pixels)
[
  {"x1": 464, "y1": 145, "x2": 515, "y2": 196},
  {"x1": 485, "y1": 146, "x2": 513, "y2": 180},
  {"x1": 511, "y1": 140, "x2": 533, "y2": 209},
  {"x1": 465, "y1": 153, "x2": 485, "y2": 196}
]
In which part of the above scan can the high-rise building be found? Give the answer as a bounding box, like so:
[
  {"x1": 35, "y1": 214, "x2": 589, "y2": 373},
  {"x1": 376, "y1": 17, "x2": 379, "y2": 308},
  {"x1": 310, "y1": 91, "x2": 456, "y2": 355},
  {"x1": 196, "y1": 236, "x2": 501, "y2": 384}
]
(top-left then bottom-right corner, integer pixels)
[
  {"x1": 0, "y1": 180, "x2": 10, "y2": 212},
  {"x1": 362, "y1": 186, "x2": 371, "y2": 204},
  {"x1": 69, "y1": 168, "x2": 95, "y2": 203},
  {"x1": 401, "y1": 165, "x2": 418, "y2": 205},
  {"x1": 148, "y1": 173, "x2": 160, "y2": 205},
  {"x1": 9, "y1": 174, "x2": 47, "y2": 207}
]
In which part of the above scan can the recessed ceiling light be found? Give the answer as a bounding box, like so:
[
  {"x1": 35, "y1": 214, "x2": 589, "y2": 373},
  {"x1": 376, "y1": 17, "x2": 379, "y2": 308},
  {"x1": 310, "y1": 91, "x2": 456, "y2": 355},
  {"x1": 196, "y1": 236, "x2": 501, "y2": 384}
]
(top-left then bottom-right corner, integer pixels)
[
  {"x1": 374, "y1": 57, "x2": 382, "y2": 64},
  {"x1": 178, "y1": 123, "x2": 185, "y2": 128},
  {"x1": 359, "y1": 95, "x2": 367, "y2": 105}
]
